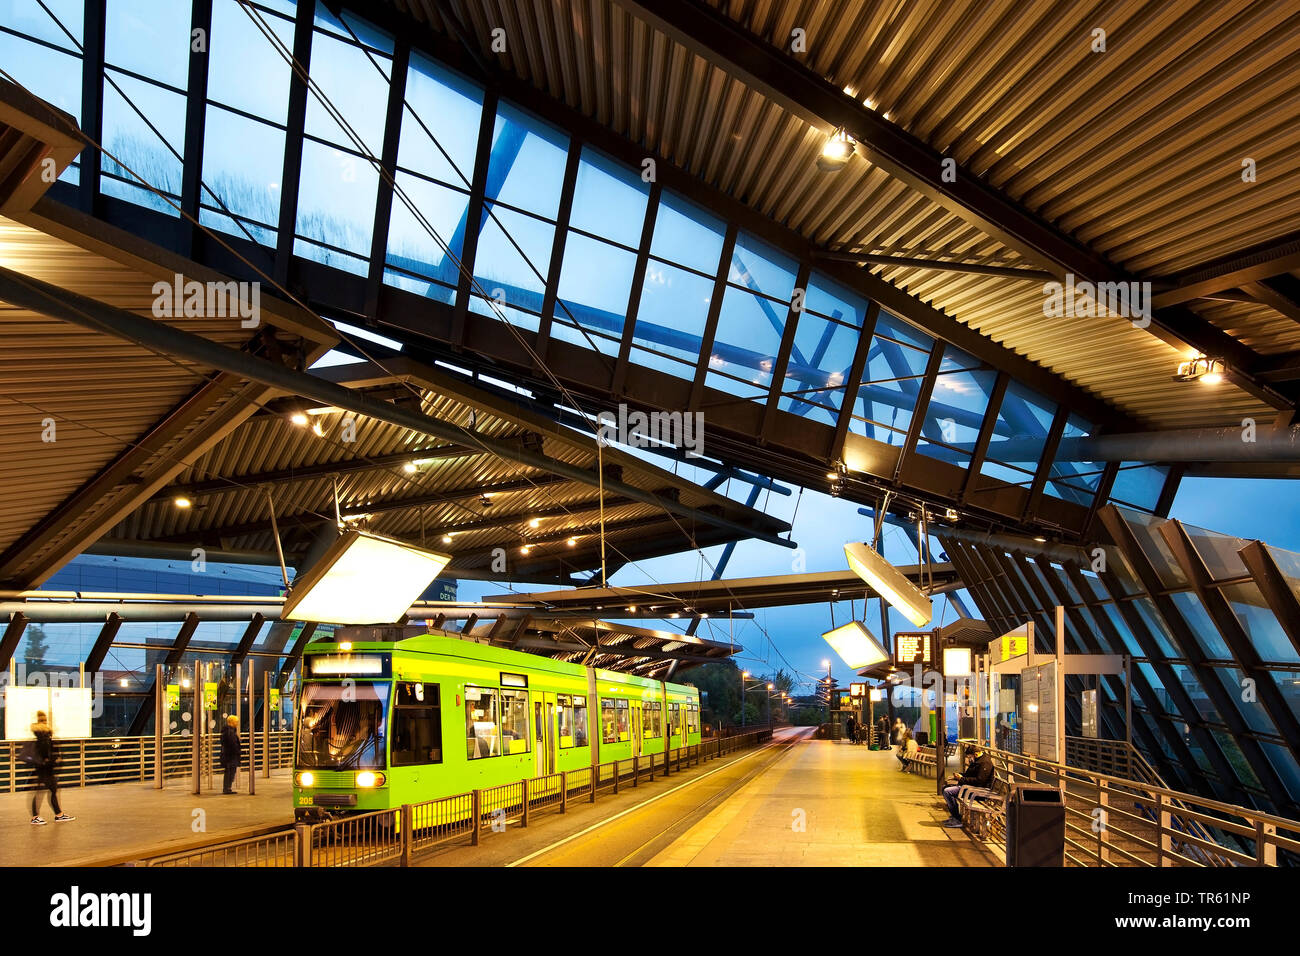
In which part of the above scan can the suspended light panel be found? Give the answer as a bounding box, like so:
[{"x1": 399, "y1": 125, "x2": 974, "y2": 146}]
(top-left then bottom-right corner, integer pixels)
[
  {"x1": 844, "y1": 541, "x2": 933, "y2": 627},
  {"x1": 282, "y1": 529, "x2": 451, "y2": 625},
  {"x1": 821, "y1": 621, "x2": 888, "y2": 670}
]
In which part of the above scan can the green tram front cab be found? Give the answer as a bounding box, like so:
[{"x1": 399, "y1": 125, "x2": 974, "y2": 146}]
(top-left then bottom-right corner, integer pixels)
[{"x1": 293, "y1": 630, "x2": 703, "y2": 821}]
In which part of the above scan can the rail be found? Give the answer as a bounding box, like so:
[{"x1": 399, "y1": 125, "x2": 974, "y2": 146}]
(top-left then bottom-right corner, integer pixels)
[
  {"x1": 124, "y1": 729, "x2": 774, "y2": 867},
  {"x1": 1, "y1": 731, "x2": 294, "y2": 792},
  {"x1": 978, "y1": 745, "x2": 1298, "y2": 867}
]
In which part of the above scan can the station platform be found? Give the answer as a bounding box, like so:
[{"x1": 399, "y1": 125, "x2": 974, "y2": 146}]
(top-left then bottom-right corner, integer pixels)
[
  {"x1": 420, "y1": 728, "x2": 995, "y2": 867},
  {"x1": 0, "y1": 772, "x2": 294, "y2": 867}
]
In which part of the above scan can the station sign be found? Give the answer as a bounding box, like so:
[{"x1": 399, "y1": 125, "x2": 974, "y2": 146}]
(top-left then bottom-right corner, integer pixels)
[
  {"x1": 893, "y1": 631, "x2": 932, "y2": 667},
  {"x1": 849, "y1": 682, "x2": 867, "y2": 698}
]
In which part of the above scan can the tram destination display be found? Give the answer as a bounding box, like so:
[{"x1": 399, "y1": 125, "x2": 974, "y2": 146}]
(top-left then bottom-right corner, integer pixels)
[{"x1": 893, "y1": 631, "x2": 932, "y2": 667}]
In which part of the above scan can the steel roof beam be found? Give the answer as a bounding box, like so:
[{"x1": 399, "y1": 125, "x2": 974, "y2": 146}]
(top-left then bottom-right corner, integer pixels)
[
  {"x1": 611, "y1": 0, "x2": 1293, "y2": 411},
  {"x1": 0, "y1": 264, "x2": 793, "y2": 551}
]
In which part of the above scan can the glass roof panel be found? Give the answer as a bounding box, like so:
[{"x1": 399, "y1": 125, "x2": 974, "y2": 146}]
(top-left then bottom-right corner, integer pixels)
[
  {"x1": 303, "y1": 27, "x2": 392, "y2": 157},
  {"x1": 849, "y1": 327, "x2": 930, "y2": 445},
  {"x1": 485, "y1": 103, "x2": 568, "y2": 221},
  {"x1": 105, "y1": 0, "x2": 190, "y2": 89},
  {"x1": 209, "y1": 0, "x2": 294, "y2": 124},
  {"x1": 554, "y1": 233, "x2": 638, "y2": 356},
  {"x1": 1044, "y1": 412, "x2": 1103, "y2": 505},
  {"x1": 1110, "y1": 462, "x2": 1168, "y2": 513},
  {"x1": 632, "y1": 261, "x2": 714, "y2": 380},
  {"x1": 648, "y1": 192, "x2": 724, "y2": 274},
  {"x1": 977, "y1": 380, "x2": 1056, "y2": 490},
  {"x1": 915, "y1": 346, "x2": 996, "y2": 470},
  {"x1": 568, "y1": 148, "x2": 649, "y2": 249},
  {"x1": 728, "y1": 232, "x2": 796, "y2": 303},
  {"x1": 1222, "y1": 582, "x2": 1300, "y2": 664},
  {"x1": 704, "y1": 285, "x2": 786, "y2": 400},
  {"x1": 1170, "y1": 591, "x2": 1233, "y2": 659},
  {"x1": 398, "y1": 51, "x2": 484, "y2": 187}
]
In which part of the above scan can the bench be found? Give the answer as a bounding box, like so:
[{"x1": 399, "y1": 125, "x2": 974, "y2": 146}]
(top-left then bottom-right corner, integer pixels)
[
  {"x1": 956, "y1": 770, "x2": 1009, "y2": 841},
  {"x1": 903, "y1": 742, "x2": 957, "y2": 777}
]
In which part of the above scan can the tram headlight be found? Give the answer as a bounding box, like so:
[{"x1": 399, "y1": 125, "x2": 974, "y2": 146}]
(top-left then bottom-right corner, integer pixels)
[
  {"x1": 355, "y1": 771, "x2": 386, "y2": 788},
  {"x1": 297, "y1": 771, "x2": 315, "y2": 788}
]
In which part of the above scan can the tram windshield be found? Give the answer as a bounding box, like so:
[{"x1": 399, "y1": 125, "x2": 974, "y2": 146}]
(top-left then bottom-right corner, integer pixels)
[{"x1": 296, "y1": 681, "x2": 389, "y2": 770}]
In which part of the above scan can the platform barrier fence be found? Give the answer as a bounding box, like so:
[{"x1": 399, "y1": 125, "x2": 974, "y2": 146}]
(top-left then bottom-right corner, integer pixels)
[
  {"x1": 967, "y1": 745, "x2": 1300, "y2": 868},
  {"x1": 117, "y1": 729, "x2": 774, "y2": 867},
  {"x1": 2, "y1": 731, "x2": 294, "y2": 792}
]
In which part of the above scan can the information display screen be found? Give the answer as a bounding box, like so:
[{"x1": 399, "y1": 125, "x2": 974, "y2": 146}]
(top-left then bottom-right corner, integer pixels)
[{"x1": 894, "y1": 632, "x2": 932, "y2": 667}]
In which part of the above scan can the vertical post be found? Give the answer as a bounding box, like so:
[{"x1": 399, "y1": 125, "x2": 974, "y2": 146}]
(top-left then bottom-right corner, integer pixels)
[
  {"x1": 613, "y1": 759, "x2": 620, "y2": 794},
  {"x1": 522, "y1": 778, "x2": 531, "y2": 828},
  {"x1": 632, "y1": 755, "x2": 639, "y2": 787},
  {"x1": 294, "y1": 823, "x2": 311, "y2": 867},
  {"x1": 154, "y1": 663, "x2": 165, "y2": 789},
  {"x1": 8, "y1": 741, "x2": 14, "y2": 793},
  {"x1": 247, "y1": 664, "x2": 256, "y2": 796},
  {"x1": 589, "y1": 766, "x2": 596, "y2": 803},
  {"x1": 263, "y1": 670, "x2": 271, "y2": 778},
  {"x1": 79, "y1": 739, "x2": 86, "y2": 788},
  {"x1": 400, "y1": 804, "x2": 413, "y2": 867},
  {"x1": 1097, "y1": 780, "x2": 1110, "y2": 865},
  {"x1": 1157, "y1": 793, "x2": 1172, "y2": 866},
  {"x1": 471, "y1": 789, "x2": 482, "y2": 845},
  {"x1": 1255, "y1": 820, "x2": 1276, "y2": 866},
  {"x1": 190, "y1": 665, "x2": 201, "y2": 796},
  {"x1": 560, "y1": 770, "x2": 568, "y2": 813},
  {"x1": 936, "y1": 632, "x2": 946, "y2": 797}
]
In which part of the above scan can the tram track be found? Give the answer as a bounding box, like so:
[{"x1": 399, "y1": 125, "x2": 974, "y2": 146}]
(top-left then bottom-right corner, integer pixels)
[{"x1": 506, "y1": 726, "x2": 811, "y2": 867}]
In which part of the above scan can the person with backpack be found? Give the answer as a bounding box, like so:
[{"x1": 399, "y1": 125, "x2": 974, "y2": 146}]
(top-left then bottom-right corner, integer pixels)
[{"x1": 26, "y1": 711, "x2": 74, "y2": 825}]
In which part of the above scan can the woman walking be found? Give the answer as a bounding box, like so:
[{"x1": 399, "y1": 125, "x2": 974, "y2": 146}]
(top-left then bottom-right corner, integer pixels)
[{"x1": 29, "y1": 711, "x2": 74, "y2": 825}]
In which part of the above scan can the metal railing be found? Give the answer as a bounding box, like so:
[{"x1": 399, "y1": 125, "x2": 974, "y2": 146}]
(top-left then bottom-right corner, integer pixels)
[
  {"x1": 2, "y1": 731, "x2": 294, "y2": 792},
  {"x1": 123, "y1": 729, "x2": 774, "y2": 867},
  {"x1": 977, "y1": 745, "x2": 1299, "y2": 867}
]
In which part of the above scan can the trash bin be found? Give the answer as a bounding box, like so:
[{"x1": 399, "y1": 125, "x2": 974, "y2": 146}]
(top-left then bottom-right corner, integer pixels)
[{"x1": 1005, "y1": 784, "x2": 1065, "y2": 867}]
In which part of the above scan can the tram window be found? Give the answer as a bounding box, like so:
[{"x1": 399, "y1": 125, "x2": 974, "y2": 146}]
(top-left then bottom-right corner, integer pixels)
[
  {"x1": 616, "y1": 699, "x2": 630, "y2": 741},
  {"x1": 670, "y1": 703, "x2": 681, "y2": 735},
  {"x1": 642, "y1": 701, "x2": 661, "y2": 738},
  {"x1": 297, "y1": 681, "x2": 388, "y2": 770},
  {"x1": 558, "y1": 695, "x2": 573, "y2": 742},
  {"x1": 500, "y1": 689, "x2": 530, "y2": 754},
  {"x1": 573, "y1": 698, "x2": 588, "y2": 747},
  {"x1": 688, "y1": 704, "x2": 699, "y2": 734},
  {"x1": 466, "y1": 686, "x2": 500, "y2": 759},
  {"x1": 392, "y1": 681, "x2": 442, "y2": 766},
  {"x1": 600, "y1": 698, "x2": 617, "y2": 744}
]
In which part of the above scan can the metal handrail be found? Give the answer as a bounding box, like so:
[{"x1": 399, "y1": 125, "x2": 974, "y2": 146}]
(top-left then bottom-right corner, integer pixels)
[
  {"x1": 1063, "y1": 735, "x2": 1225, "y2": 862},
  {"x1": 982, "y1": 745, "x2": 1295, "y2": 867},
  {"x1": 2, "y1": 731, "x2": 295, "y2": 792},
  {"x1": 120, "y1": 728, "x2": 775, "y2": 867}
]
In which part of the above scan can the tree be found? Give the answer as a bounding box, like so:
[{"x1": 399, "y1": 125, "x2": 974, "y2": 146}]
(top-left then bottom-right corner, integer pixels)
[{"x1": 23, "y1": 624, "x2": 49, "y2": 673}]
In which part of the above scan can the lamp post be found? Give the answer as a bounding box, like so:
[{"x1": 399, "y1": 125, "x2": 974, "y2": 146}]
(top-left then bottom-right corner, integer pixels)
[{"x1": 740, "y1": 670, "x2": 749, "y2": 728}]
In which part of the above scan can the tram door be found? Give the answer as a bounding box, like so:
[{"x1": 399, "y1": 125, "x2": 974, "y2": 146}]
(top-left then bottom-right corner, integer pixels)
[
  {"x1": 631, "y1": 702, "x2": 643, "y2": 757},
  {"x1": 534, "y1": 692, "x2": 558, "y2": 776}
]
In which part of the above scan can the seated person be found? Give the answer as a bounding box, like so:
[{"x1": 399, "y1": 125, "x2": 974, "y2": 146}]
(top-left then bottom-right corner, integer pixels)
[
  {"x1": 895, "y1": 726, "x2": 914, "y2": 771},
  {"x1": 941, "y1": 744, "x2": 995, "y2": 828}
]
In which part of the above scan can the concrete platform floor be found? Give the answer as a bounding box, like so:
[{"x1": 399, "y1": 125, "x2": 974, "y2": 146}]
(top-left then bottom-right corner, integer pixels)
[
  {"x1": 0, "y1": 771, "x2": 294, "y2": 866},
  {"x1": 647, "y1": 738, "x2": 997, "y2": 866}
]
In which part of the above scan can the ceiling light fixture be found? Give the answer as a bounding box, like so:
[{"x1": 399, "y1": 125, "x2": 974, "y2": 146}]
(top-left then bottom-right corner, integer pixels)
[
  {"x1": 1172, "y1": 355, "x2": 1224, "y2": 384},
  {"x1": 844, "y1": 541, "x2": 933, "y2": 627},
  {"x1": 566, "y1": 537, "x2": 577, "y2": 547},
  {"x1": 817, "y1": 128, "x2": 855, "y2": 172},
  {"x1": 281, "y1": 529, "x2": 451, "y2": 625},
  {"x1": 173, "y1": 496, "x2": 192, "y2": 509},
  {"x1": 528, "y1": 517, "x2": 541, "y2": 528},
  {"x1": 289, "y1": 411, "x2": 309, "y2": 427},
  {"x1": 403, "y1": 462, "x2": 418, "y2": 474}
]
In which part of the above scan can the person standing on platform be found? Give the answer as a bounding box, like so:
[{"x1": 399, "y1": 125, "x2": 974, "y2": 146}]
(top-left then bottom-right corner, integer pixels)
[
  {"x1": 878, "y1": 714, "x2": 890, "y2": 748},
  {"x1": 896, "y1": 724, "x2": 914, "y2": 771},
  {"x1": 27, "y1": 711, "x2": 74, "y2": 824},
  {"x1": 221, "y1": 715, "x2": 242, "y2": 794},
  {"x1": 845, "y1": 714, "x2": 856, "y2": 744}
]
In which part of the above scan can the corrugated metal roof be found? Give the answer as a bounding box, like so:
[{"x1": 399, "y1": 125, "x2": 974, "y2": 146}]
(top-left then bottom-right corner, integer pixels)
[{"x1": 384, "y1": 0, "x2": 1300, "y2": 429}]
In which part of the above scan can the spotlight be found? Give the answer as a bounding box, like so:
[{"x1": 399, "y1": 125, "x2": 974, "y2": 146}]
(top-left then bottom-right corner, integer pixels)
[
  {"x1": 174, "y1": 496, "x2": 192, "y2": 509},
  {"x1": 311, "y1": 421, "x2": 325, "y2": 438},
  {"x1": 566, "y1": 537, "x2": 577, "y2": 547},
  {"x1": 441, "y1": 534, "x2": 453, "y2": 544},
  {"x1": 480, "y1": 495, "x2": 492, "y2": 508},
  {"x1": 528, "y1": 517, "x2": 540, "y2": 528},
  {"x1": 289, "y1": 411, "x2": 309, "y2": 427},
  {"x1": 520, "y1": 545, "x2": 531, "y2": 555},
  {"x1": 403, "y1": 462, "x2": 418, "y2": 474},
  {"x1": 1034, "y1": 536, "x2": 1047, "y2": 543},
  {"x1": 817, "y1": 128, "x2": 855, "y2": 171},
  {"x1": 1172, "y1": 355, "x2": 1224, "y2": 384},
  {"x1": 945, "y1": 508, "x2": 959, "y2": 522}
]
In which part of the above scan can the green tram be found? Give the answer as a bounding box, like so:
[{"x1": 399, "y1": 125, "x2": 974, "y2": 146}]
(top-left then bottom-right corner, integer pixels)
[{"x1": 292, "y1": 630, "x2": 702, "y2": 820}]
